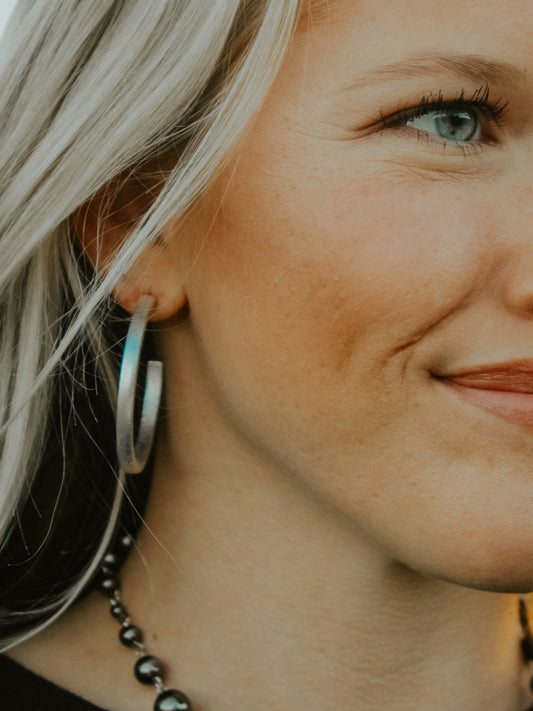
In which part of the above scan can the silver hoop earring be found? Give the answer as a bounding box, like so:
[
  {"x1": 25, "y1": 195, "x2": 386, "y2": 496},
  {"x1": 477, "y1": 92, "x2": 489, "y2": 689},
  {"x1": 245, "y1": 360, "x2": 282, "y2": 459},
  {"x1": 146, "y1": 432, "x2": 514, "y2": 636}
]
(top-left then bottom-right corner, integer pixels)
[{"x1": 116, "y1": 294, "x2": 163, "y2": 474}]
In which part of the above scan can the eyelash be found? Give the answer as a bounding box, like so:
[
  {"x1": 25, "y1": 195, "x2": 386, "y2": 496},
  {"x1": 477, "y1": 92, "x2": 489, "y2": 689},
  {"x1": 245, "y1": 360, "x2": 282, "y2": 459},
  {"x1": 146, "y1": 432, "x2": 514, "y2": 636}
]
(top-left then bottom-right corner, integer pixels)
[{"x1": 379, "y1": 84, "x2": 509, "y2": 153}]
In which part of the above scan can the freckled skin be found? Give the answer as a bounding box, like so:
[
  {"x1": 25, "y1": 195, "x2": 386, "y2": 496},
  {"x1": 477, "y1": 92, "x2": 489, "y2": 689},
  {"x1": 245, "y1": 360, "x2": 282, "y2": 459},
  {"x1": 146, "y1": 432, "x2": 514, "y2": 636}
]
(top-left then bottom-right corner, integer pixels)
[{"x1": 167, "y1": 0, "x2": 533, "y2": 590}]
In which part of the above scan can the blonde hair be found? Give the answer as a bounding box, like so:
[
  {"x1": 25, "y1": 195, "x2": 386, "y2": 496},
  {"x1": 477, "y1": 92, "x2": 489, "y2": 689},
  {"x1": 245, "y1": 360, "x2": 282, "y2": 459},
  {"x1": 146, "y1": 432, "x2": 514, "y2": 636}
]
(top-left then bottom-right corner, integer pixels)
[{"x1": 0, "y1": 0, "x2": 304, "y2": 650}]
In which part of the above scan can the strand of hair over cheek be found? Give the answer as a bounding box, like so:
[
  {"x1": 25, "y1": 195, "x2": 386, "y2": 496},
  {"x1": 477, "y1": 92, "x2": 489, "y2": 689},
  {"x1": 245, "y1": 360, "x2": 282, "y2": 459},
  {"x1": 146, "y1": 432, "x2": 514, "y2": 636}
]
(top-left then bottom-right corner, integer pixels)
[{"x1": 0, "y1": 0, "x2": 303, "y2": 650}]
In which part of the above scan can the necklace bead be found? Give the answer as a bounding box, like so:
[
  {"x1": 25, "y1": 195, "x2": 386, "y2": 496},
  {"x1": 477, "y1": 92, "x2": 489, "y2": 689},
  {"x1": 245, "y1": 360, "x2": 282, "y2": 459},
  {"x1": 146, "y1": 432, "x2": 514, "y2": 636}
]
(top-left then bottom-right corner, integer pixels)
[
  {"x1": 102, "y1": 552, "x2": 120, "y2": 570},
  {"x1": 97, "y1": 574, "x2": 119, "y2": 594},
  {"x1": 119, "y1": 623, "x2": 144, "y2": 648},
  {"x1": 135, "y1": 655, "x2": 165, "y2": 685},
  {"x1": 110, "y1": 601, "x2": 128, "y2": 622},
  {"x1": 154, "y1": 689, "x2": 193, "y2": 711}
]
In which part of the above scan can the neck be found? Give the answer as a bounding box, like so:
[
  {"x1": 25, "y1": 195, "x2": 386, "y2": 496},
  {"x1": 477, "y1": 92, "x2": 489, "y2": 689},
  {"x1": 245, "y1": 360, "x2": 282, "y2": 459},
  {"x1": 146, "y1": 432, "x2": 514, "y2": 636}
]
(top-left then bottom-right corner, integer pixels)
[{"x1": 112, "y1": 405, "x2": 528, "y2": 711}]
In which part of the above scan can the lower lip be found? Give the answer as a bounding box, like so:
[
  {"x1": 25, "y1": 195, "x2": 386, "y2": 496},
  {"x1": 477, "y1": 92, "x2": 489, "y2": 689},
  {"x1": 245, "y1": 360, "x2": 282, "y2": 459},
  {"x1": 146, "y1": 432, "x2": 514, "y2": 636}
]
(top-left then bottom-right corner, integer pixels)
[{"x1": 440, "y1": 379, "x2": 533, "y2": 430}]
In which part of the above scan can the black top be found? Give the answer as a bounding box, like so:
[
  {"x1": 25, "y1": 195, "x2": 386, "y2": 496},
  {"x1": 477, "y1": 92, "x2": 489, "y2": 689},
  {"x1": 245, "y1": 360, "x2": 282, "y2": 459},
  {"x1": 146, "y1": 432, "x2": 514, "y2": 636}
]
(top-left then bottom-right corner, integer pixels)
[
  {"x1": 4, "y1": 650, "x2": 533, "y2": 711},
  {"x1": 0, "y1": 655, "x2": 107, "y2": 710}
]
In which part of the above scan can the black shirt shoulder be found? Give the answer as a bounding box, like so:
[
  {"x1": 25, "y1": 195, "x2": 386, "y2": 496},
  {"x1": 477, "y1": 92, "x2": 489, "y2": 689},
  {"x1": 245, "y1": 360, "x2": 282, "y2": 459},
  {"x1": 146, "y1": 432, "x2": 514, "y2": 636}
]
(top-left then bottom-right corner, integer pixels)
[{"x1": 0, "y1": 654, "x2": 108, "y2": 710}]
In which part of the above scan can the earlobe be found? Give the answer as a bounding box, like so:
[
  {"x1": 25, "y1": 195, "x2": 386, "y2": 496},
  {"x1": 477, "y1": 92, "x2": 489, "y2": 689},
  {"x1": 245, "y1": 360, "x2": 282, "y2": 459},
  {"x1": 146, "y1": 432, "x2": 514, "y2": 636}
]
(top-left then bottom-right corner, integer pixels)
[{"x1": 112, "y1": 243, "x2": 188, "y2": 321}]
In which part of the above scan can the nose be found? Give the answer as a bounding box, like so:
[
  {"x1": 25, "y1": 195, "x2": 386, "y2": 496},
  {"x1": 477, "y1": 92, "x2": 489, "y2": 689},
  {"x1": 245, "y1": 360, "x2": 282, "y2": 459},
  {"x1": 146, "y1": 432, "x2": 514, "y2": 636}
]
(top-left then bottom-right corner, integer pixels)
[
  {"x1": 498, "y1": 182, "x2": 533, "y2": 317},
  {"x1": 502, "y1": 257, "x2": 533, "y2": 317}
]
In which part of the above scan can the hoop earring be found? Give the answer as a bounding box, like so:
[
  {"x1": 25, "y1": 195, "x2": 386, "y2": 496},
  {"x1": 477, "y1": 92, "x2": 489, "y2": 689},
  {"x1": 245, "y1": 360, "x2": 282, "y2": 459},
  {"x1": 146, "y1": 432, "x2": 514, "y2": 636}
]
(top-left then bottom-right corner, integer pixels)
[{"x1": 116, "y1": 294, "x2": 163, "y2": 474}]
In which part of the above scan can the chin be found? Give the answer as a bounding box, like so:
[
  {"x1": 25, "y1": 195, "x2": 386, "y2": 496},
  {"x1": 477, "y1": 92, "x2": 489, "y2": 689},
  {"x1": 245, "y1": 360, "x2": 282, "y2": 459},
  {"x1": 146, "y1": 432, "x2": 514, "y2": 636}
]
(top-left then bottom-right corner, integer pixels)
[
  {"x1": 417, "y1": 543, "x2": 533, "y2": 595},
  {"x1": 441, "y1": 573, "x2": 533, "y2": 595},
  {"x1": 383, "y1": 515, "x2": 533, "y2": 595}
]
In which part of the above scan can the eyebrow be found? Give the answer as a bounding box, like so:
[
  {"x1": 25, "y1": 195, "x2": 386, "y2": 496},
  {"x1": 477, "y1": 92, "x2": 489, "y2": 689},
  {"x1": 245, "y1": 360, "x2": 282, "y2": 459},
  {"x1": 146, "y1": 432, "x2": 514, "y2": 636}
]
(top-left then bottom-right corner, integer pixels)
[{"x1": 344, "y1": 54, "x2": 524, "y2": 90}]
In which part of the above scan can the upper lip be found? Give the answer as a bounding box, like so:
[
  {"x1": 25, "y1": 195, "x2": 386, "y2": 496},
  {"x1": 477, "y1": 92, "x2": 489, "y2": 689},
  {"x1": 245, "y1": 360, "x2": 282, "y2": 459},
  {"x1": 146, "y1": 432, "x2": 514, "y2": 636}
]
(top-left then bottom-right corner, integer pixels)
[{"x1": 436, "y1": 359, "x2": 533, "y2": 394}]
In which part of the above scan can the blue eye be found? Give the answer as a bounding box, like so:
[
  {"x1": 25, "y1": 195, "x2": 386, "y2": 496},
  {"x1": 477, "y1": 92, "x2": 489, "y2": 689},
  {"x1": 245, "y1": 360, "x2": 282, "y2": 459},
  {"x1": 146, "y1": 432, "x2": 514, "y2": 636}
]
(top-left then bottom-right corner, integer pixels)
[
  {"x1": 379, "y1": 86, "x2": 508, "y2": 149},
  {"x1": 406, "y1": 108, "x2": 480, "y2": 142}
]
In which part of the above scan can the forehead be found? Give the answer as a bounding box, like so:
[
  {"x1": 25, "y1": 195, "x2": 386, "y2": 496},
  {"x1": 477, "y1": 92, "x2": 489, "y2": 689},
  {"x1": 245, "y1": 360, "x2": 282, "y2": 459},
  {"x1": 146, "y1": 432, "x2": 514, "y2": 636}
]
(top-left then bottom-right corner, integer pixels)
[{"x1": 299, "y1": 0, "x2": 532, "y2": 59}]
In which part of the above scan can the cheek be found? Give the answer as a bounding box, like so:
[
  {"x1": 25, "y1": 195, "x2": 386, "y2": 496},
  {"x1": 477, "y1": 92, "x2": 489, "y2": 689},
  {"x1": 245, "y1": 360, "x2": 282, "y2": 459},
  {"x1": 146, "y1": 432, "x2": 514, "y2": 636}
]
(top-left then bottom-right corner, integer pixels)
[
  {"x1": 193, "y1": 169, "x2": 488, "y2": 366},
  {"x1": 185, "y1": 164, "x2": 489, "y2": 446}
]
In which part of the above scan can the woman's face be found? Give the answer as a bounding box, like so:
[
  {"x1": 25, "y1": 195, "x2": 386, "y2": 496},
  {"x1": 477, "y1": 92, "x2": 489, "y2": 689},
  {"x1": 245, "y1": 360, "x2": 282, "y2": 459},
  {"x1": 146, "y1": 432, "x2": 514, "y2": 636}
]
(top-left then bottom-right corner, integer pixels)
[{"x1": 165, "y1": 0, "x2": 533, "y2": 590}]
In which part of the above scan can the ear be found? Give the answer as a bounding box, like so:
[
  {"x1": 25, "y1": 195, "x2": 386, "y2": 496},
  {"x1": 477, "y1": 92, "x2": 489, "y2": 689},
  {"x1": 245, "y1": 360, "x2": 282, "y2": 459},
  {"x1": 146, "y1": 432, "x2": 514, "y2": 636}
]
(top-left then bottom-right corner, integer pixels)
[{"x1": 71, "y1": 172, "x2": 188, "y2": 321}]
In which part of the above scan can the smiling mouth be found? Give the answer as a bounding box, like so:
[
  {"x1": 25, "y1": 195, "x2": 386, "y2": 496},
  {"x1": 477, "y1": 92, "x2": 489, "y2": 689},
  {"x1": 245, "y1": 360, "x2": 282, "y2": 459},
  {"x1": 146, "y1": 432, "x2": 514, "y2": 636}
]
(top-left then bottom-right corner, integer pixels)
[{"x1": 435, "y1": 360, "x2": 533, "y2": 429}]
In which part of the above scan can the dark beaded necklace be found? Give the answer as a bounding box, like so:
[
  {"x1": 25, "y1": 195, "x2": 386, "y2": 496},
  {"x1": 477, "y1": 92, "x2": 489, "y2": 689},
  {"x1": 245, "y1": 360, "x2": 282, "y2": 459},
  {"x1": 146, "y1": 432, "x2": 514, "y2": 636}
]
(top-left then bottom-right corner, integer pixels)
[
  {"x1": 97, "y1": 533, "x2": 533, "y2": 711},
  {"x1": 96, "y1": 533, "x2": 193, "y2": 711},
  {"x1": 520, "y1": 598, "x2": 533, "y2": 711}
]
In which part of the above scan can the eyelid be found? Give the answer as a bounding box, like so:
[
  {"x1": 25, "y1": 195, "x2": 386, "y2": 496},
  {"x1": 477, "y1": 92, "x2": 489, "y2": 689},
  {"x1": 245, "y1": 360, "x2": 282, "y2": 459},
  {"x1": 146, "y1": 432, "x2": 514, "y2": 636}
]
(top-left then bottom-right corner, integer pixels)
[
  {"x1": 380, "y1": 84, "x2": 509, "y2": 125},
  {"x1": 387, "y1": 84, "x2": 506, "y2": 120}
]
